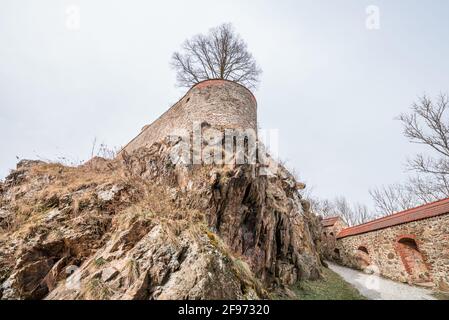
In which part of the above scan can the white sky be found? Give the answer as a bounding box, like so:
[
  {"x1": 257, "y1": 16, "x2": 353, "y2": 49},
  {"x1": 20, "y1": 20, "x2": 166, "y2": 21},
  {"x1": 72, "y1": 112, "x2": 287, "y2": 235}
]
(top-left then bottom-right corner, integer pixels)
[{"x1": 1, "y1": 0, "x2": 449, "y2": 210}]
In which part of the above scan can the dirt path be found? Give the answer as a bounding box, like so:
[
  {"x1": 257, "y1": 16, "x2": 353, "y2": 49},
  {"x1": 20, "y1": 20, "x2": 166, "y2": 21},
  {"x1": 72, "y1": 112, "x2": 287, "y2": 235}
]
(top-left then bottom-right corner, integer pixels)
[{"x1": 327, "y1": 261, "x2": 436, "y2": 300}]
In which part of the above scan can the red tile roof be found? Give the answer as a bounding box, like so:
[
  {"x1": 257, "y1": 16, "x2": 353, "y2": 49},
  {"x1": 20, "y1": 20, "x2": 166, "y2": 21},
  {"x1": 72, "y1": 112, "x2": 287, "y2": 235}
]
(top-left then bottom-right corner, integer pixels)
[
  {"x1": 322, "y1": 217, "x2": 340, "y2": 227},
  {"x1": 337, "y1": 197, "x2": 449, "y2": 239}
]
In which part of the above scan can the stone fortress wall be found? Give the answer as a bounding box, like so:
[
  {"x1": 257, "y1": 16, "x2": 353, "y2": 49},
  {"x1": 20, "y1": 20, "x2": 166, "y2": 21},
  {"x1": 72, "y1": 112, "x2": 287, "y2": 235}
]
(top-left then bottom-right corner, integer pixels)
[
  {"x1": 329, "y1": 200, "x2": 449, "y2": 292},
  {"x1": 119, "y1": 79, "x2": 258, "y2": 155},
  {"x1": 321, "y1": 217, "x2": 348, "y2": 261}
]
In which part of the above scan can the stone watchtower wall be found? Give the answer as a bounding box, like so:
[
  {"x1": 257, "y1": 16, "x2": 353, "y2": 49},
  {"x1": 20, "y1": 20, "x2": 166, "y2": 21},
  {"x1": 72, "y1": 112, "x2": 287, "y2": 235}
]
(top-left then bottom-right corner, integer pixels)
[{"x1": 119, "y1": 79, "x2": 258, "y2": 155}]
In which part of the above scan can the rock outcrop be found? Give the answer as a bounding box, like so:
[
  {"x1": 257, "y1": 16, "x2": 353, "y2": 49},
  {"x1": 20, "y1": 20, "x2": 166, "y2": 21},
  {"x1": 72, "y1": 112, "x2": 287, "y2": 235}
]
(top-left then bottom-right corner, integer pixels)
[{"x1": 0, "y1": 138, "x2": 323, "y2": 300}]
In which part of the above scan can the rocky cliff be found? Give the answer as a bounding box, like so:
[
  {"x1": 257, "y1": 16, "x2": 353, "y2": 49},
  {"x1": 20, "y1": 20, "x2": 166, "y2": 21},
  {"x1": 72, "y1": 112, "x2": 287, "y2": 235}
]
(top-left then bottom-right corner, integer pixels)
[{"x1": 0, "y1": 137, "x2": 323, "y2": 300}]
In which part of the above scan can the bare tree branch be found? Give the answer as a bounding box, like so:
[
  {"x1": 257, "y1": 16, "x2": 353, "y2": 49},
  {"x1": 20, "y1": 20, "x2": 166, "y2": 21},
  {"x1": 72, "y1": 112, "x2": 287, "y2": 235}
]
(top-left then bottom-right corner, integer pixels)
[
  {"x1": 368, "y1": 94, "x2": 449, "y2": 216},
  {"x1": 398, "y1": 94, "x2": 449, "y2": 162},
  {"x1": 369, "y1": 184, "x2": 418, "y2": 215},
  {"x1": 309, "y1": 196, "x2": 377, "y2": 227},
  {"x1": 171, "y1": 23, "x2": 262, "y2": 89}
]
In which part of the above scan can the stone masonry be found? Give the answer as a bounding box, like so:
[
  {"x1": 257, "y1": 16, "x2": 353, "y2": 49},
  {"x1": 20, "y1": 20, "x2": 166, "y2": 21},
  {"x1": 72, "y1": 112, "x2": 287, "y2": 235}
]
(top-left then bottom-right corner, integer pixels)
[
  {"x1": 329, "y1": 199, "x2": 449, "y2": 292},
  {"x1": 321, "y1": 217, "x2": 347, "y2": 260},
  {"x1": 119, "y1": 79, "x2": 258, "y2": 156}
]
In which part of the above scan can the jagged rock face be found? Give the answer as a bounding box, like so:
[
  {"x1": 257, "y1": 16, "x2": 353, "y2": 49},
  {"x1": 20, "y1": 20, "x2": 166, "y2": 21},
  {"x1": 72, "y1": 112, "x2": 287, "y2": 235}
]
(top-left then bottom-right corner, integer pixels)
[
  {"x1": 0, "y1": 141, "x2": 322, "y2": 300},
  {"x1": 207, "y1": 165, "x2": 322, "y2": 285}
]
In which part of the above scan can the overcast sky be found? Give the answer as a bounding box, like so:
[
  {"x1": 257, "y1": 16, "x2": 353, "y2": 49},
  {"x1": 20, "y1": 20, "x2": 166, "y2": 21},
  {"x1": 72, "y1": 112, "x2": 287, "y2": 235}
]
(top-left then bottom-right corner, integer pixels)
[{"x1": 1, "y1": 0, "x2": 449, "y2": 211}]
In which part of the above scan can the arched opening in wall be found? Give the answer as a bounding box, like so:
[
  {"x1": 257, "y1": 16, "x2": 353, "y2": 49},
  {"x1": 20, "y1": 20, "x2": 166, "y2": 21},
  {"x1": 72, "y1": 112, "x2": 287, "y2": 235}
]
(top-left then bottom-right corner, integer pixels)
[
  {"x1": 356, "y1": 246, "x2": 371, "y2": 269},
  {"x1": 330, "y1": 232, "x2": 334, "y2": 237},
  {"x1": 396, "y1": 237, "x2": 431, "y2": 284},
  {"x1": 358, "y1": 246, "x2": 369, "y2": 254},
  {"x1": 333, "y1": 248, "x2": 341, "y2": 261}
]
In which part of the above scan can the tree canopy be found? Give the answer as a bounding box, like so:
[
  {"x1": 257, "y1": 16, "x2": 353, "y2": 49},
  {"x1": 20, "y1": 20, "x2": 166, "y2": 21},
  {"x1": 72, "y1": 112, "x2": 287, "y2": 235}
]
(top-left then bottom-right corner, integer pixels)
[{"x1": 171, "y1": 23, "x2": 262, "y2": 89}]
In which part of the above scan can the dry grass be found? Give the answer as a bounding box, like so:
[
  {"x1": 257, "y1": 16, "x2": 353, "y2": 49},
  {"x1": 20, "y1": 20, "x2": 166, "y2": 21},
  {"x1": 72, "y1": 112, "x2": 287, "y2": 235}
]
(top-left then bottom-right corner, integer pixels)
[
  {"x1": 94, "y1": 257, "x2": 107, "y2": 267},
  {"x1": 87, "y1": 278, "x2": 114, "y2": 300},
  {"x1": 31, "y1": 162, "x2": 122, "y2": 195},
  {"x1": 203, "y1": 227, "x2": 267, "y2": 298},
  {"x1": 125, "y1": 259, "x2": 140, "y2": 286},
  {"x1": 433, "y1": 291, "x2": 449, "y2": 300},
  {"x1": 2, "y1": 160, "x2": 129, "y2": 234}
]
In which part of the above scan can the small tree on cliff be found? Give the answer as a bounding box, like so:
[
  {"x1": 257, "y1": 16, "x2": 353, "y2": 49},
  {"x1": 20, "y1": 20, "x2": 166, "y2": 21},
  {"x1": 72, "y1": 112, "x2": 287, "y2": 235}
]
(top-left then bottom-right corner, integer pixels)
[{"x1": 171, "y1": 23, "x2": 262, "y2": 89}]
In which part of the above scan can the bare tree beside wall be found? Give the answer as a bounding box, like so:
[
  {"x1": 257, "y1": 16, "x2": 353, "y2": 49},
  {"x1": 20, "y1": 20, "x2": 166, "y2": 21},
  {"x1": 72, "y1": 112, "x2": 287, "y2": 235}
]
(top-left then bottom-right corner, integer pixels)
[
  {"x1": 309, "y1": 198, "x2": 335, "y2": 218},
  {"x1": 399, "y1": 94, "x2": 449, "y2": 177},
  {"x1": 333, "y1": 197, "x2": 353, "y2": 225},
  {"x1": 369, "y1": 183, "x2": 418, "y2": 215},
  {"x1": 309, "y1": 196, "x2": 376, "y2": 227},
  {"x1": 370, "y1": 94, "x2": 449, "y2": 216},
  {"x1": 352, "y1": 203, "x2": 372, "y2": 226},
  {"x1": 171, "y1": 23, "x2": 262, "y2": 89},
  {"x1": 333, "y1": 197, "x2": 375, "y2": 227}
]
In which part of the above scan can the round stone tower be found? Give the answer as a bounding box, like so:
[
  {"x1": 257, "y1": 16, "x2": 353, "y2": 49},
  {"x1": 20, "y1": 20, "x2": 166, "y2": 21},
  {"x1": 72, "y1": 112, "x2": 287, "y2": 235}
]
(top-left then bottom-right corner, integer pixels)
[{"x1": 119, "y1": 79, "x2": 257, "y2": 155}]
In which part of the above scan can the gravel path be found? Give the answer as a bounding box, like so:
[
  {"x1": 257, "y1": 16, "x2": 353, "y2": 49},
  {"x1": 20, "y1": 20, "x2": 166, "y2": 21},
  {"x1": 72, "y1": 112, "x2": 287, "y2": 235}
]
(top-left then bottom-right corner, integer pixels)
[{"x1": 327, "y1": 261, "x2": 436, "y2": 300}]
